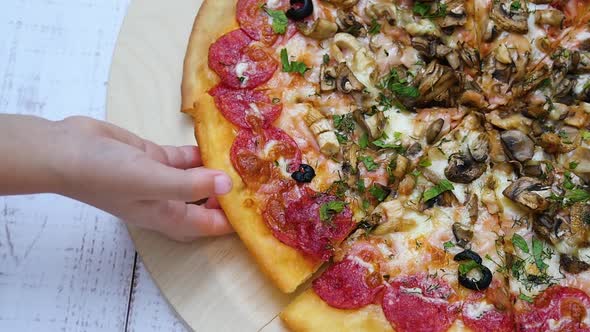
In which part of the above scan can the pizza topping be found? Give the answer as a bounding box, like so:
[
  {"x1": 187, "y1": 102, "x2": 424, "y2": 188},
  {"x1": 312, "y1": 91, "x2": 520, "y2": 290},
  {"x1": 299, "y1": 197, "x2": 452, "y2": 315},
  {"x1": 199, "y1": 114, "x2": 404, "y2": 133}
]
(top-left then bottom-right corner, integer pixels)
[
  {"x1": 265, "y1": 189, "x2": 354, "y2": 260},
  {"x1": 452, "y1": 224, "x2": 474, "y2": 248},
  {"x1": 291, "y1": 164, "x2": 315, "y2": 183},
  {"x1": 455, "y1": 254, "x2": 493, "y2": 291},
  {"x1": 319, "y1": 64, "x2": 338, "y2": 92},
  {"x1": 312, "y1": 249, "x2": 383, "y2": 309},
  {"x1": 500, "y1": 130, "x2": 535, "y2": 162},
  {"x1": 560, "y1": 254, "x2": 590, "y2": 274},
  {"x1": 296, "y1": 19, "x2": 338, "y2": 40},
  {"x1": 502, "y1": 177, "x2": 549, "y2": 211},
  {"x1": 335, "y1": 63, "x2": 364, "y2": 94},
  {"x1": 489, "y1": 1, "x2": 528, "y2": 34},
  {"x1": 426, "y1": 118, "x2": 445, "y2": 144},
  {"x1": 535, "y1": 9, "x2": 565, "y2": 27},
  {"x1": 462, "y1": 292, "x2": 514, "y2": 332},
  {"x1": 237, "y1": 0, "x2": 287, "y2": 44},
  {"x1": 230, "y1": 127, "x2": 301, "y2": 187},
  {"x1": 454, "y1": 249, "x2": 483, "y2": 265},
  {"x1": 444, "y1": 152, "x2": 487, "y2": 184},
  {"x1": 209, "y1": 85, "x2": 281, "y2": 129},
  {"x1": 280, "y1": 48, "x2": 309, "y2": 75},
  {"x1": 381, "y1": 274, "x2": 460, "y2": 332},
  {"x1": 336, "y1": 10, "x2": 366, "y2": 37},
  {"x1": 516, "y1": 286, "x2": 590, "y2": 331},
  {"x1": 303, "y1": 105, "x2": 340, "y2": 156},
  {"x1": 208, "y1": 29, "x2": 277, "y2": 89},
  {"x1": 285, "y1": 0, "x2": 313, "y2": 21}
]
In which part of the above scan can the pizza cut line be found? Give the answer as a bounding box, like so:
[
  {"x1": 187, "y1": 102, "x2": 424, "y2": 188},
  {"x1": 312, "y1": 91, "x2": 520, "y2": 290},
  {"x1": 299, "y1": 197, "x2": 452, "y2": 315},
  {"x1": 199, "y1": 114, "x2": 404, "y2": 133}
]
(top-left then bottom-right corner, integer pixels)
[{"x1": 181, "y1": 0, "x2": 590, "y2": 330}]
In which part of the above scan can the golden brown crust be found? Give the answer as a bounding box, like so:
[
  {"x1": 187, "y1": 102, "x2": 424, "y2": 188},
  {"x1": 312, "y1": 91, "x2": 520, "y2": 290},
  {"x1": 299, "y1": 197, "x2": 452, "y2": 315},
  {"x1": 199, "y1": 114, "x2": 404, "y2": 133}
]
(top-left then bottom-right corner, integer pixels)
[
  {"x1": 280, "y1": 290, "x2": 394, "y2": 332},
  {"x1": 181, "y1": 0, "x2": 318, "y2": 293}
]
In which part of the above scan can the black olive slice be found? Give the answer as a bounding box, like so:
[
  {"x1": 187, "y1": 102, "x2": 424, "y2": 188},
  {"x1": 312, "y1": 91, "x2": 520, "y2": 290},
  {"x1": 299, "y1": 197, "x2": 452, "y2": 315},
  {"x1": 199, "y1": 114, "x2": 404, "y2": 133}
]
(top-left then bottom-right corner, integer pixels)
[
  {"x1": 458, "y1": 262, "x2": 493, "y2": 291},
  {"x1": 291, "y1": 164, "x2": 316, "y2": 183},
  {"x1": 453, "y1": 249, "x2": 482, "y2": 264},
  {"x1": 286, "y1": 0, "x2": 314, "y2": 21}
]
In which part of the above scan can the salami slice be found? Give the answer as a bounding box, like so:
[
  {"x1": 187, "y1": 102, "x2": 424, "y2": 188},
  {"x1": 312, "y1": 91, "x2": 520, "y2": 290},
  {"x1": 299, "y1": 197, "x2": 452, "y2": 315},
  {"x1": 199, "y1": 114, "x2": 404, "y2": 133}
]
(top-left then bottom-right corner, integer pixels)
[
  {"x1": 236, "y1": 0, "x2": 288, "y2": 45},
  {"x1": 209, "y1": 85, "x2": 282, "y2": 129},
  {"x1": 230, "y1": 126, "x2": 301, "y2": 187},
  {"x1": 462, "y1": 292, "x2": 514, "y2": 332},
  {"x1": 381, "y1": 274, "x2": 461, "y2": 332},
  {"x1": 312, "y1": 252, "x2": 384, "y2": 309},
  {"x1": 208, "y1": 29, "x2": 277, "y2": 89},
  {"x1": 516, "y1": 286, "x2": 590, "y2": 332},
  {"x1": 264, "y1": 188, "x2": 355, "y2": 261}
]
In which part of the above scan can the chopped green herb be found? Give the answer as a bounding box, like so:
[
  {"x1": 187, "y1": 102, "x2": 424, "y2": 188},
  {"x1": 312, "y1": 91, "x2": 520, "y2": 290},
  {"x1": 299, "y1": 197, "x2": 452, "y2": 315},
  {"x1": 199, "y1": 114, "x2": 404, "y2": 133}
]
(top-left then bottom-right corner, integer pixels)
[
  {"x1": 335, "y1": 132, "x2": 348, "y2": 144},
  {"x1": 511, "y1": 234, "x2": 529, "y2": 254},
  {"x1": 532, "y1": 238, "x2": 549, "y2": 271},
  {"x1": 564, "y1": 172, "x2": 575, "y2": 190},
  {"x1": 379, "y1": 69, "x2": 420, "y2": 98},
  {"x1": 359, "y1": 156, "x2": 379, "y2": 171},
  {"x1": 423, "y1": 179, "x2": 454, "y2": 201},
  {"x1": 411, "y1": 169, "x2": 422, "y2": 178},
  {"x1": 419, "y1": 157, "x2": 432, "y2": 167},
  {"x1": 369, "y1": 185, "x2": 389, "y2": 202},
  {"x1": 413, "y1": 2, "x2": 447, "y2": 18},
  {"x1": 570, "y1": 161, "x2": 580, "y2": 170},
  {"x1": 519, "y1": 293, "x2": 534, "y2": 303},
  {"x1": 510, "y1": 0, "x2": 521, "y2": 11},
  {"x1": 323, "y1": 54, "x2": 330, "y2": 65},
  {"x1": 263, "y1": 7, "x2": 288, "y2": 34},
  {"x1": 368, "y1": 19, "x2": 381, "y2": 35},
  {"x1": 238, "y1": 76, "x2": 246, "y2": 83},
  {"x1": 280, "y1": 49, "x2": 309, "y2": 75},
  {"x1": 566, "y1": 188, "x2": 590, "y2": 203},
  {"x1": 329, "y1": 180, "x2": 348, "y2": 198},
  {"x1": 412, "y1": 2, "x2": 431, "y2": 16},
  {"x1": 362, "y1": 199, "x2": 370, "y2": 211},
  {"x1": 319, "y1": 201, "x2": 346, "y2": 222},
  {"x1": 459, "y1": 260, "x2": 481, "y2": 276},
  {"x1": 359, "y1": 133, "x2": 369, "y2": 149},
  {"x1": 582, "y1": 130, "x2": 590, "y2": 141},
  {"x1": 333, "y1": 114, "x2": 355, "y2": 133},
  {"x1": 357, "y1": 180, "x2": 366, "y2": 193},
  {"x1": 443, "y1": 241, "x2": 455, "y2": 249}
]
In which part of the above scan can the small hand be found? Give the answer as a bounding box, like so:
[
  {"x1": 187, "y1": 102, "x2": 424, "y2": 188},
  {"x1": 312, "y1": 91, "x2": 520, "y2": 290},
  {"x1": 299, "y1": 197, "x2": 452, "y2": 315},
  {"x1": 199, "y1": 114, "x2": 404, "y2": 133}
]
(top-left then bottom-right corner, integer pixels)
[{"x1": 53, "y1": 116, "x2": 234, "y2": 242}]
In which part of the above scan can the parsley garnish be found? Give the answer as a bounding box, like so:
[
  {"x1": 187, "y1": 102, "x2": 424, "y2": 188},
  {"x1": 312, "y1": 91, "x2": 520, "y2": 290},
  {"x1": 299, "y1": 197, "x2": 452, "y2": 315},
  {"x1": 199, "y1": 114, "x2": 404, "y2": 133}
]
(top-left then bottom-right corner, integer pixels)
[
  {"x1": 519, "y1": 293, "x2": 534, "y2": 303},
  {"x1": 369, "y1": 184, "x2": 389, "y2": 202},
  {"x1": 379, "y1": 69, "x2": 420, "y2": 98},
  {"x1": 368, "y1": 19, "x2": 381, "y2": 35},
  {"x1": 280, "y1": 49, "x2": 309, "y2": 75},
  {"x1": 359, "y1": 133, "x2": 369, "y2": 149},
  {"x1": 413, "y1": 2, "x2": 447, "y2": 18},
  {"x1": 423, "y1": 179, "x2": 454, "y2": 201},
  {"x1": 443, "y1": 241, "x2": 455, "y2": 249},
  {"x1": 335, "y1": 132, "x2": 348, "y2": 144},
  {"x1": 532, "y1": 238, "x2": 549, "y2": 271},
  {"x1": 323, "y1": 54, "x2": 330, "y2": 65},
  {"x1": 419, "y1": 157, "x2": 432, "y2": 167},
  {"x1": 512, "y1": 234, "x2": 529, "y2": 254},
  {"x1": 319, "y1": 201, "x2": 346, "y2": 222},
  {"x1": 570, "y1": 161, "x2": 579, "y2": 170},
  {"x1": 510, "y1": 0, "x2": 521, "y2": 11},
  {"x1": 582, "y1": 130, "x2": 590, "y2": 141},
  {"x1": 263, "y1": 7, "x2": 288, "y2": 34},
  {"x1": 333, "y1": 114, "x2": 355, "y2": 133},
  {"x1": 459, "y1": 260, "x2": 481, "y2": 276},
  {"x1": 359, "y1": 156, "x2": 378, "y2": 171},
  {"x1": 357, "y1": 180, "x2": 366, "y2": 193},
  {"x1": 566, "y1": 188, "x2": 590, "y2": 203}
]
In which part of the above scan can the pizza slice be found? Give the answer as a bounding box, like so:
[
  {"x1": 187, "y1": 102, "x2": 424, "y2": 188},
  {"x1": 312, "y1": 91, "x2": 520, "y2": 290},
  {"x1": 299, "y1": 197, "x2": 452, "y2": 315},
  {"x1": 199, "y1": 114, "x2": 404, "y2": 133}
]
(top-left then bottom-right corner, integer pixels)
[{"x1": 282, "y1": 113, "x2": 515, "y2": 332}]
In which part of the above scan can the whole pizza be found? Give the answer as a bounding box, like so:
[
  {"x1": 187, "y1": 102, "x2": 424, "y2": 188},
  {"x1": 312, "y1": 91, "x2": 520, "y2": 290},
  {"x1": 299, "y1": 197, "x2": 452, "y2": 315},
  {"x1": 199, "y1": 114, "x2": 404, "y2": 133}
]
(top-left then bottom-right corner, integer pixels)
[{"x1": 181, "y1": 0, "x2": 590, "y2": 330}]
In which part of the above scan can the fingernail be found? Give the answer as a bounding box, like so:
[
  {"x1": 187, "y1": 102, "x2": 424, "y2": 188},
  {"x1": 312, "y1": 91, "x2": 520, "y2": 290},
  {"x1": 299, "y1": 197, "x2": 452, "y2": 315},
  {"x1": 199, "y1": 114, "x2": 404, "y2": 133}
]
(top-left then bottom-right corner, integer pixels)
[{"x1": 214, "y1": 175, "x2": 232, "y2": 195}]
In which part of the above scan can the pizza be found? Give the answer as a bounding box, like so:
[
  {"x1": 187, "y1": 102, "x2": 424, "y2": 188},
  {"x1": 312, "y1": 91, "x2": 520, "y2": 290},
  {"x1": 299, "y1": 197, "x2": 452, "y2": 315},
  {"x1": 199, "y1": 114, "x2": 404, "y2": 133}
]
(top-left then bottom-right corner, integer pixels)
[{"x1": 181, "y1": 0, "x2": 590, "y2": 330}]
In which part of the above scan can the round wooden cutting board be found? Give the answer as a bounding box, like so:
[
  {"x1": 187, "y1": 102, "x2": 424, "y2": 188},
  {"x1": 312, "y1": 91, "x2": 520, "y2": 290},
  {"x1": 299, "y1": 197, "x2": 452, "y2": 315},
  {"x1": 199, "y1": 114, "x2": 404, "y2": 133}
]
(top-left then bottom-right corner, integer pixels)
[{"x1": 106, "y1": 0, "x2": 296, "y2": 331}]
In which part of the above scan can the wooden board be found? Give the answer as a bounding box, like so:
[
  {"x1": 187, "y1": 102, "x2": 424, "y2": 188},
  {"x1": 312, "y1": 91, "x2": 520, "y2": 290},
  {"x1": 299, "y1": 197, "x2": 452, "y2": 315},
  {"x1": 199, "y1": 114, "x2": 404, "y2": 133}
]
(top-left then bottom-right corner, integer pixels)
[{"x1": 106, "y1": 0, "x2": 294, "y2": 330}]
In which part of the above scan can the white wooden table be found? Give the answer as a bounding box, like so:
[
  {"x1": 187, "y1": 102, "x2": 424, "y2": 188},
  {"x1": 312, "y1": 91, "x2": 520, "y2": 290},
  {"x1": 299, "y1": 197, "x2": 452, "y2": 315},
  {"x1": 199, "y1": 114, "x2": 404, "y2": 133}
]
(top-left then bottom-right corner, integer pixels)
[{"x1": 0, "y1": 1, "x2": 188, "y2": 331}]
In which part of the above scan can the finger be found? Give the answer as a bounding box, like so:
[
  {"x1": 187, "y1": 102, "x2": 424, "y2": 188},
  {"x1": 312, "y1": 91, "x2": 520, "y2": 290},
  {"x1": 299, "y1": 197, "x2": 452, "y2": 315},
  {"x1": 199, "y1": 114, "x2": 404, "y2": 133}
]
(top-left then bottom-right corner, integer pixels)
[
  {"x1": 131, "y1": 163, "x2": 233, "y2": 201},
  {"x1": 158, "y1": 145, "x2": 203, "y2": 169},
  {"x1": 205, "y1": 196, "x2": 221, "y2": 209},
  {"x1": 185, "y1": 204, "x2": 234, "y2": 237}
]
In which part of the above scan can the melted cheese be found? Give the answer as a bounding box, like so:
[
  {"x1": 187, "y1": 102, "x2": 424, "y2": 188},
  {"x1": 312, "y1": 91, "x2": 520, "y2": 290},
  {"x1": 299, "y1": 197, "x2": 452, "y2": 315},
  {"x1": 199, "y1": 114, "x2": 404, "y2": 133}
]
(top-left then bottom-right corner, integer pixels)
[
  {"x1": 382, "y1": 108, "x2": 416, "y2": 143},
  {"x1": 463, "y1": 301, "x2": 495, "y2": 320}
]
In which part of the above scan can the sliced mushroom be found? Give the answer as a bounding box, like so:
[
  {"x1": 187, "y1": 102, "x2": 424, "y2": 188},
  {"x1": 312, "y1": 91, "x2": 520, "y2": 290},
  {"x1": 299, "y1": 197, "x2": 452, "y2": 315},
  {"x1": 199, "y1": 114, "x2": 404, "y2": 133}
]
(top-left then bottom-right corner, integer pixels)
[
  {"x1": 468, "y1": 133, "x2": 490, "y2": 162},
  {"x1": 445, "y1": 153, "x2": 487, "y2": 184},
  {"x1": 560, "y1": 254, "x2": 590, "y2": 274},
  {"x1": 336, "y1": 63, "x2": 364, "y2": 93},
  {"x1": 365, "y1": 3, "x2": 398, "y2": 25},
  {"x1": 297, "y1": 19, "x2": 338, "y2": 40},
  {"x1": 500, "y1": 130, "x2": 535, "y2": 162},
  {"x1": 353, "y1": 109, "x2": 385, "y2": 140},
  {"x1": 453, "y1": 222, "x2": 474, "y2": 248},
  {"x1": 412, "y1": 37, "x2": 438, "y2": 58},
  {"x1": 483, "y1": 20, "x2": 498, "y2": 42},
  {"x1": 466, "y1": 193, "x2": 479, "y2": 223},
  {"x1": 406, "y1": 19, "x2": 441, "y2": 37},
  {"x1": 413, "y1": 60, "x2": 459, "y2": 105},
  {"x1": 323, "y1": 0, "x2": 359, "y2": 8},
  {"x1": 320, "y1": 65, "x2": 338, "y2": 92},
  {"x1": 342, "y1": 143, "x2": 360, "y2": 175},
  {"x1": 303, "y1": 105, "x2": 340, "y2": 156},
  {"x1": 535, "y1": 9, "x2": 565, "y2": 27},
  {"x1": 534, "y1": 203, "x2": 590, "y2": 255},
  {"x1": 336, "y1": 10, "x2": 365, "y2": 37},
  {"x1": 489, "y1": 1, "x2": 528, "y2": 34},
  {"x1": 502, "y1": 177, "x2": 549, "y2": 211},
  {"x1": 426, "y1": 118, "x2": 445, "y2": 144},
  {"x1": 330, "y1": 32, "x2": 362, "y2": 62},
  {"x1": 459, "y1": 42, "x2": 480, "y2": 69}
]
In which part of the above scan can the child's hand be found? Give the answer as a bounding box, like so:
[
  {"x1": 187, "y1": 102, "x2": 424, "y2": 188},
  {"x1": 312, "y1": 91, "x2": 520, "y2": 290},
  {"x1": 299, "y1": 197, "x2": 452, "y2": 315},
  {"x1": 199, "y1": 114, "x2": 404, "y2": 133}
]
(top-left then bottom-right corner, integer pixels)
[{"x1": 50, "y1": 116, "x2": 234, "y2": 241}]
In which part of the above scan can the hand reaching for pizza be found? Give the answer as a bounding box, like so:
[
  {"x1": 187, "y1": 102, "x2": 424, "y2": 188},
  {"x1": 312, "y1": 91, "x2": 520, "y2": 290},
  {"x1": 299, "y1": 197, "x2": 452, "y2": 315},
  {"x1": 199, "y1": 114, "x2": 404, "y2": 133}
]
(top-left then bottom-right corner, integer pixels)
[{"x1": 0, "y1": 114, "x2": 234, "y2": 242}]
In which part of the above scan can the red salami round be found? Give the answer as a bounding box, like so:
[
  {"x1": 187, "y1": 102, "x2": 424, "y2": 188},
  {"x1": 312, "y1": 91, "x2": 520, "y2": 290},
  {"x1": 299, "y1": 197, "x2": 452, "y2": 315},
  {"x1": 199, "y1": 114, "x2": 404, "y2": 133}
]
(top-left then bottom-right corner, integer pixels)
[
  {"x1": 236, "y1": 0, "x2": 288, "y2": 45},
  {"x1": 516, "y1": 286, "x2": 590, "y2": 332},
  {"x1": 264, "y1": 188, "x2": 355, "y2": 261},
  {"x1": 462, "y1": 292, "x2": 514, "y2": 332},
  {"x1": 209, "y1": 85, "x2": 282, "y2": 129},
  {"x1": 381, "y1": 274, "x2": 460, "y2": 332},
  {"x1": 230, "y1": 126, "x2": 301, "y2": 187},
  {"x1": 313, "y1": 255, "x2": 384, "y2": 309},
  {"x1": 208, "y1": 29, "x2": 277, "y2": 89}
]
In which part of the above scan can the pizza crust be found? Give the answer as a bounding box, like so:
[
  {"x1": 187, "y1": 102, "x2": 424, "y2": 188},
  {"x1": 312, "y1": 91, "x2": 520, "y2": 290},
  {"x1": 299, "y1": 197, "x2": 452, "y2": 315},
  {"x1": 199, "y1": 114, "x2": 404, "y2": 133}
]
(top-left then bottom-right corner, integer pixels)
[{"x1": 181, "y1": 0, "x2": 318, "y2": 293}]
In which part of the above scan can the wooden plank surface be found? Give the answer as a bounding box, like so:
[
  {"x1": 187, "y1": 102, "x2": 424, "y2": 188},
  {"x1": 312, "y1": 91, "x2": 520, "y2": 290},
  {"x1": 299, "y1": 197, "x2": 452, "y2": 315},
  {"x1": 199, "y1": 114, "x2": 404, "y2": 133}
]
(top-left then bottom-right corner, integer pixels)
[{"x1": 0, "y1": 0, "x2": 190, "y2": 331}]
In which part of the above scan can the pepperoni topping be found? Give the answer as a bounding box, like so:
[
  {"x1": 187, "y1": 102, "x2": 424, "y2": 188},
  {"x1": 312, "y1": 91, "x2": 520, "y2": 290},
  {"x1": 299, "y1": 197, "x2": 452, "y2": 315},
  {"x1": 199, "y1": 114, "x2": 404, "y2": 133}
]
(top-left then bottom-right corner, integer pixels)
[
  {"x1": 516, "y1": 286, "x2": 590, "y2": 332},
  {"x1": 236, "y1": 0, "x2": 288, "y2": 45},
  {"x1": 264, "y1": 188, "x2": 355, "y2": 261},
  {"x1": 312, "y1": 252, "x2": 384, "y2": 309},
  {"x1": 209, "y1": 85, "x2": 282, "y2": 129},
  {"x1": 381, "y1": 274, "x2": 460, "y2": 332},
  {"x1": 230, "y1": 126, "x2": 301, "y2": 187},
  {"x1": 208, "y1": 29, "x2": 277, "y2": 89},
  {"x1": 462, "y1": 292, "x2": 514, "y2": 332}
]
